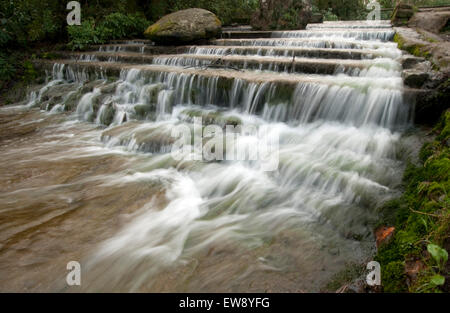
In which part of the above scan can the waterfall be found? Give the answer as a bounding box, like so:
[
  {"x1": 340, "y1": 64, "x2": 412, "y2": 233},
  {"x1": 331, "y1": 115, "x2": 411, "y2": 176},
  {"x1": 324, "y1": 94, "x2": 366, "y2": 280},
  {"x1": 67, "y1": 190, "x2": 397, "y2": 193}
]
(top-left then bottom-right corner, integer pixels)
[{"x1": 5, "y1": 21, "x2": 418, "y2": 292}]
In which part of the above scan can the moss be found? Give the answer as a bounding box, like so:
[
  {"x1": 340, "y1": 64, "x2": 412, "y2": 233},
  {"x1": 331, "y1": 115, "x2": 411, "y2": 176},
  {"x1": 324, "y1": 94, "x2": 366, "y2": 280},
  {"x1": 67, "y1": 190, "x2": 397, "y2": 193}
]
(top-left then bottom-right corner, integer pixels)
[
  {"x1": 374, "y1": 110, "x2": 450, "y2": 293},
  {"x1": 215, "y1": 16, "x2": 222, "y2": 27},
  {"x1": 382, "y1": 261, "x2": 408, "y2": 293},
  {"x1": 144, "y1": 22, "x2": 161, "y2": 37},
  {"x1": 394, "y1": 32, "x2": 439, "y2": 70}
]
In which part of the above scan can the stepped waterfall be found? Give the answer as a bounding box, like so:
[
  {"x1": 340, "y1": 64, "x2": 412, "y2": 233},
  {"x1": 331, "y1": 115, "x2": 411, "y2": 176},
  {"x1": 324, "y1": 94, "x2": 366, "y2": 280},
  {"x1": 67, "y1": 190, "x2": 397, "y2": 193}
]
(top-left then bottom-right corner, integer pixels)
[{"x1": 0, "y1": 21, "x2": 420, "y2": 292}]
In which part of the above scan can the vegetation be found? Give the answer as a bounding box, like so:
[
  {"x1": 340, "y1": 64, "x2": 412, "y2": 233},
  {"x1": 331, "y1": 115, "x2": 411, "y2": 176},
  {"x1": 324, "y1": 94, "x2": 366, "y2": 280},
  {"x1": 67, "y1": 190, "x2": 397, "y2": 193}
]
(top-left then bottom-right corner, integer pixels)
[
  {"x1": 67, "y1": 13, "x2": 150, "y2": 50},
  {"x1": 375, "y1": 109, "x2": 450, "y2": 292},
  {"x1": 314, "y1": 0, "x2": 368, "y2": 20}
]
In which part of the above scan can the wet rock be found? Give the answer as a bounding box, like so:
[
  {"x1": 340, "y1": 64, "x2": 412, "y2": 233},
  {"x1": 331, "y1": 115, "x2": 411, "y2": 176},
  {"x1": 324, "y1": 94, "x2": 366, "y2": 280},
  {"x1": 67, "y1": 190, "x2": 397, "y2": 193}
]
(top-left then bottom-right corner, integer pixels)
[
  {"x1": 144, "y1": 9, "x2": 221, "y2": 45},
  {"x1": 134, "y1": 104, "x2": 154, "y2": 118},
  {"x1": 328, "y1": 247, "x2": 340, "y2": 256},
  {"x1": 400, "y1": 55, "x2": 426, "y2": 69},
  {"x1": 63, "y1": 89, "x2": 83, "y2": 111},
  {"x1": 80, "y1": 80, "x2": 104, "y2": 94},
  {"x1": 98, "y1": 102, "x2": 116, "y2": 126},
  {"x1": 414, "y1": 78, "x2": 450, "y2": 125},
  {"x1": 403, "y1": 69, "x2": 429, "y2": 88},
  {"x1": 99, "y1": 82, "x2": 118, "y2": 94},
  {"x1": 375, "y1": 226, "x2": 395, "y2": 249}
]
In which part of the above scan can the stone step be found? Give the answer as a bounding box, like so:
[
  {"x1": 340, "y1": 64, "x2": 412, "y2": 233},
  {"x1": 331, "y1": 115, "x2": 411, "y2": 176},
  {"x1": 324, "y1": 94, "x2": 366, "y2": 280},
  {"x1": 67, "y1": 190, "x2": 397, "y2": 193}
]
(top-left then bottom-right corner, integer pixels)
[
  {"x1": 272, "y1": 29, "x2": 395, "y2": 41},
  {"x1": 59, "y1": 51, "x2": 158, "y2": 63},
  {"x1": 184, "y1": 45, "x2": 397, "y2": 60},
  {"x1": 150, "y1": 54, "x2": 375, "y2": 75},
  {"x1": 81, "y1": 43, "x2": 401, "y2": 60},
  {"x1": 31, "y1": 59, "x2": 430, "y2": 128},
  {"x1": 46, "y1": 52, "x2": 399, "y2": 76},
  {"x1": 212, "y1": 38, "x2": 398, "y2": 50},
  {"x1": 306, "y1": 21, "x2": 392, "y2": 29},
  {"x1": 33, "y1": 59, "x2": 412, "y2": 92},
  {"x1": 107, "y1": 39, "x2": 153, "y2": 45},
  {"x1": 87, "y1": 44, "x2": 394, "y2": 60},
  {"x1": 220, "y1": 31, "x2": 274, "y2": 39},
  {"x1": 94, "y1": 44, "x2": 181, "y2": 54}
]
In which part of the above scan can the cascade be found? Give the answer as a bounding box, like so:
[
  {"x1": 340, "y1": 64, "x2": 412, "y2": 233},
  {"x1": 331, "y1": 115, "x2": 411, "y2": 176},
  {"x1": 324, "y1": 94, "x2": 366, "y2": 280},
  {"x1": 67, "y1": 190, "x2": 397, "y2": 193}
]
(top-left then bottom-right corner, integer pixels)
[{"x1": 0, "y1": 21, "x2": 419, "y2": 292}]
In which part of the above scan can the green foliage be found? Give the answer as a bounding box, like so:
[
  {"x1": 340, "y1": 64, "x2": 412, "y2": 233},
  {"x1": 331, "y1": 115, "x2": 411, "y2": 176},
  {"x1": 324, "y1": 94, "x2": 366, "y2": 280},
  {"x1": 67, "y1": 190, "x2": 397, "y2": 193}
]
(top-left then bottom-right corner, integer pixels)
[
  {"x1": 98, "y1": 13, "x2": 150, "y2": 41},
  {"x1": 68, "y1": 13, "x2": 150, "y2": 51},
  {"x1": 323, "y1": 8, "x2": 339, "y2": 21},
  {"x1": 21, "y1": 60, "x2": 38, "y2": 83},
  {"x1": 382, "y1": 261, "x2": 407, "y2": 293},
  {"x1": 416, "y1": 272, "x2": 445, "y2": 292},
  {"x1": 430, "y1": 274, "x2": 445, "y2": 286},
  {"x1": 0, "y1": 0, "x2": 64, "y2": 49},
  {"x1": 427, "y1": 243, "x2": 448, "y2": 271},
  {"x1": 314, "y1": 0, "x2": 367, "y2": 20},
  {"x1": 67, "y1": 18, "x2": 102, "y2": 51}
]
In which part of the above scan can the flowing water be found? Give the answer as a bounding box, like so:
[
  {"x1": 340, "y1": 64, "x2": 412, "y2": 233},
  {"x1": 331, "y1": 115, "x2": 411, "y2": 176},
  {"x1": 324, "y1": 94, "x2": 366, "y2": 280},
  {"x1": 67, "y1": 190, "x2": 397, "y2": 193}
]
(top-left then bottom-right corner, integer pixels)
[{"x1": 0, "y1": 21, "x2": 421, "y2": 292}]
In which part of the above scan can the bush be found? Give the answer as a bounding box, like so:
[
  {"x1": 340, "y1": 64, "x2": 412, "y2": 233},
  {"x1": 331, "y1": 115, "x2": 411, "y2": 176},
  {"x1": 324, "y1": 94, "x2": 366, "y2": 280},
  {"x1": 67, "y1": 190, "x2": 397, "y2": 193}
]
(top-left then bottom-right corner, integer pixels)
[
  {"x1": 98, "y1": 13, "x2": 150, "y2": 41},
  {"x1": 67, "y1": 18, "x2": 103, "y2": 51},
  {"x1": 67, "y1": 13, "x2": 150, "y2": 51},
  {"x1": 323, "y1": 8, "x2": 339, "y2": 21},
  {"x1": 314, "y1": 0, "x2": 367, "y2": 20}
]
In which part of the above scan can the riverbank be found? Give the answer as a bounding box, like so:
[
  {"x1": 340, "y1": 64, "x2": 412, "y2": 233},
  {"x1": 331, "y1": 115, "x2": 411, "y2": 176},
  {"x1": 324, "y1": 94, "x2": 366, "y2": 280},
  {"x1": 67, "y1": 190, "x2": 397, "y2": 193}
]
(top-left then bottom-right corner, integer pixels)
[{"x1": 372, "y1": 6, "x2": 449, "y2": 292}]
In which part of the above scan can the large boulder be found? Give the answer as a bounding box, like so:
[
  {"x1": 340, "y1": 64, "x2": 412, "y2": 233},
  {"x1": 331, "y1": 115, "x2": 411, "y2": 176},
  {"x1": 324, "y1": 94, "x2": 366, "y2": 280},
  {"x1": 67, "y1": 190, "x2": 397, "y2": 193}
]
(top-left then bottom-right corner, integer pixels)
[
  {"x1": 408, "y1": 10, "x2": 450, "y2": 34},
  {"x1": 144, "y1": 8, "x2": 222, "y2": 45}
]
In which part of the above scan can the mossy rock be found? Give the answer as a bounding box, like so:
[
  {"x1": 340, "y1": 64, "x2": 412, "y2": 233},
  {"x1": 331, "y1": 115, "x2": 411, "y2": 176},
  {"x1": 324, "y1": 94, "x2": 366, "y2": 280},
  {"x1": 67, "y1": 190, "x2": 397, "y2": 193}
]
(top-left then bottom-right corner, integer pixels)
[
  {"x1": 134, "y1": 104, "x2": 155, "y2": 118},
  {"x1": 144, "y1": 8, "x2": 222, "y2": 45},
  {"x1": 98, "y1": 103, "x2": 116, "y2": 126}
]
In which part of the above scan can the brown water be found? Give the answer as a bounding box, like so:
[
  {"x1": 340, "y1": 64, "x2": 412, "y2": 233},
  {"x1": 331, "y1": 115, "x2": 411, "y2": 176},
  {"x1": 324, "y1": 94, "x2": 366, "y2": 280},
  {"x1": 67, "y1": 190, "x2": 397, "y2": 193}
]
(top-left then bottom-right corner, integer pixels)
[{"x1": 0, "y1": 103, "x2": 390, "y2": 292}]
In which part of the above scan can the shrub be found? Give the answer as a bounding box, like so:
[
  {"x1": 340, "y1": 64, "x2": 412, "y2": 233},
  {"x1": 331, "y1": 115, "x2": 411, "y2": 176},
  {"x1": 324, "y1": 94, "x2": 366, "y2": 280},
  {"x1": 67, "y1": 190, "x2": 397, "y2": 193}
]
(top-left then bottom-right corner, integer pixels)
[
  {"x1": 67, "y1": 13, "x2": 150, "y2": 51},
  {"x1": 67, "y1": 18, "x2": 103, "y2": 51},
  {"x1": 98, "y1": 13, "x2": 150, "y2": 41},
  {"x1": 323, "y1": 8, "x2": 339, "y2": 21}
]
